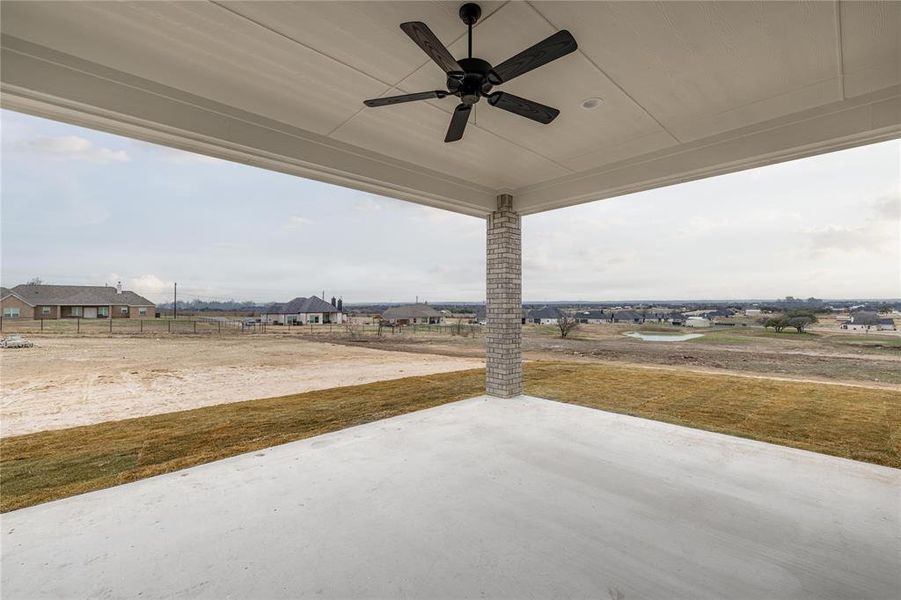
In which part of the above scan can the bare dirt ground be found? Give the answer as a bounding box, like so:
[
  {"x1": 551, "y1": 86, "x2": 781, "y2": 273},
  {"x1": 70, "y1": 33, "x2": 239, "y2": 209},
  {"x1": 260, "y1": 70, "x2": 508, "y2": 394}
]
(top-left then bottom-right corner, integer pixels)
[
  {"x1": 0, "y1": 336, "x2": 483, "y2": 436},
  {"x1": 2, "y1": 323, "x2": 897, "y2": 437},
  {"x1": 327, "y1": 324, "x2": 901, "y2": 389}
]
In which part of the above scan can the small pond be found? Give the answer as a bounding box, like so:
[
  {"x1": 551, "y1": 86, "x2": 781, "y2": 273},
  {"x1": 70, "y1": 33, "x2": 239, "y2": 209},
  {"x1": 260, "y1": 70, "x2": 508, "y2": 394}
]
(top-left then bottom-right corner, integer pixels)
[{"x1": 623, "y1": 332, "x2": 704, "y2": 342}]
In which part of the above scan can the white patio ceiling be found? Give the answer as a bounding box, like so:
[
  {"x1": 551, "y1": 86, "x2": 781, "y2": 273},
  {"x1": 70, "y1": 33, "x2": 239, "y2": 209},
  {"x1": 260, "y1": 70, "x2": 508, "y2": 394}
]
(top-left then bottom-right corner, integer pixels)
[{"x1": 2, "y1": 1, "x2": 899, "y2": 216}]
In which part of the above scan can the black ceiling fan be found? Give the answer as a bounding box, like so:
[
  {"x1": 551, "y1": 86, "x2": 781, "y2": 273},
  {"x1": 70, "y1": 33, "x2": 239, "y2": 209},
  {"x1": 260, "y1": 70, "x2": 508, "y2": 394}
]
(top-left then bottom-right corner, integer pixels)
[{"x1": 363, "y1": 3, "x2": 577, "y2": 143}]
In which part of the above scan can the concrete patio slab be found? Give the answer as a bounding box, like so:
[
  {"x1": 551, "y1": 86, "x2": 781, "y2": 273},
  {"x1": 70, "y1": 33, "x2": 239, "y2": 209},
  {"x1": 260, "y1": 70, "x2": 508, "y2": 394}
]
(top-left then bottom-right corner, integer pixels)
[{"x1": 2, "y1": 395, "x2": 899, "y2": 599}]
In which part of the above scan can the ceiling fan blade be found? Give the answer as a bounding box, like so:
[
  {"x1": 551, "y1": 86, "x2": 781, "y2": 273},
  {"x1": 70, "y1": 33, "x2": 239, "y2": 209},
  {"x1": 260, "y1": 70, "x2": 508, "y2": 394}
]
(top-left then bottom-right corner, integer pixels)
[
  {"x1": 364, "y1": 91, "x2": 447, "y2": 107},
  {"x1": 445, "y1": 104, "x2": 472, "y2": 143},
  {"x1": 400, "y1": 21, "x2": 462, "y2": 74},
  {"x1": 488, "y1": 92, "x2": 559, "y2": 124},
  {"x1": 489, "y1": 30, "x2": 577, "y2": 84}
]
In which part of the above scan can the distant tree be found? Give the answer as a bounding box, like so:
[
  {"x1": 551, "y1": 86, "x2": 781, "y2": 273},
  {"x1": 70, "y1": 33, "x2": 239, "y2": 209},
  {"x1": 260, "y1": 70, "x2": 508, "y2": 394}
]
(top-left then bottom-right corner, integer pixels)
[
  {"x1": 785, "y1": 310, "x2": 817, "y2": 333},
  {"x1": 787, "y1": 315, "x2": 816, "y2": 333},
  {"x1": 331, "y1": 296, "x2": 337, "y2": 307},
  {"x1": 337, "y1": 298, "x2": 343, "y2": 312},
  {"x1": 763, "y1": 317, "x2": 788, "y2": 333},
  {"x1": 343, "y1": 319, "x2": 363, "y2": 338},
  {"x1": 26, "y1": 277, "x2": 43, "y2": 285},
  {"x1": 763, "y1": 311, "x2": 817, "y2": 333},
  {"x1": 878, "y1": 303, "x2": 893, "y2": 314},
  {"x1": 557, "y1": 315, "x2": 579, "y2": 338}
]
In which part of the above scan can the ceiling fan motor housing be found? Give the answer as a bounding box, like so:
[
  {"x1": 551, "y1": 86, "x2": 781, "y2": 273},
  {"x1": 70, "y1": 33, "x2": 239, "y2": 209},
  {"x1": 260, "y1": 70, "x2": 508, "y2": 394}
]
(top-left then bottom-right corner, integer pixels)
[{"x1": 451, "y1": 57, "x2": 494, "y2": 104}]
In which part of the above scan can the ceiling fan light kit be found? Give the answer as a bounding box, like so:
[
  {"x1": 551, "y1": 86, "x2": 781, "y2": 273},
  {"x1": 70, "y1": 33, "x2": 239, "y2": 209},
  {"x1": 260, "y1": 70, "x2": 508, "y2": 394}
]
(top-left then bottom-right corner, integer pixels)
[{"x1": 362, "y1": 2, "x2": 578, "y2": 142}]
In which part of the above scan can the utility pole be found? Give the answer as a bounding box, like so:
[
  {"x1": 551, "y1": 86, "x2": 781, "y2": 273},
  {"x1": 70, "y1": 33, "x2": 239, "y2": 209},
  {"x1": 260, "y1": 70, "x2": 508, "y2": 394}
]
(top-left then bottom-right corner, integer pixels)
[{"x1": 174, "y1": 282, "x2": 178, "y2": 319}]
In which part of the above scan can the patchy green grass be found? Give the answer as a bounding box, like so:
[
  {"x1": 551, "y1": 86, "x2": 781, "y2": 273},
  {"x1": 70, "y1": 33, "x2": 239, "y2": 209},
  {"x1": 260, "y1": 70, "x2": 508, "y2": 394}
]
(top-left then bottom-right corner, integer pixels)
[
  {"x1": 826, "y1": 334, "x2": 901, "y2": 350},
  {"x1": 685, "y1": 327, "x2": 817, "y2": 343},
  {"x1": 3, "y1": 362, "x2": 899, "y2": 512}
]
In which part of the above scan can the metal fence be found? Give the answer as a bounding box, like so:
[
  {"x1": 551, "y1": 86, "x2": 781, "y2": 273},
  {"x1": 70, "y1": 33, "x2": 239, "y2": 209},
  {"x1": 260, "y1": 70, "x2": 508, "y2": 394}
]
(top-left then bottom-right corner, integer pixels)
[{"x1": 0, "y1": 317, "x2": 483, "y2": 338}]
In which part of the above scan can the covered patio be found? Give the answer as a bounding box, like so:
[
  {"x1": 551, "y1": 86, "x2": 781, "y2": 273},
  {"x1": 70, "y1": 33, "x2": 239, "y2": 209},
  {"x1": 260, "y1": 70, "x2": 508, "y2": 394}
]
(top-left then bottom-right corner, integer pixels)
[
  {"x1": 2, "y1": 1, "x2": 899, "y2": 597},
  {"x1": 4, "y1": 396, "x2": 900, "y2": 599}
]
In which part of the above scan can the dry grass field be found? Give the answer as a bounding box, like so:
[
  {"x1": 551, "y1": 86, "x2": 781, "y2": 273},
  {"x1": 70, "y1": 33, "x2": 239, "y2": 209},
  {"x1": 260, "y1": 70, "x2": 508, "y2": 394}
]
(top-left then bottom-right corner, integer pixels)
[
  {"x1": 333, "y1": 322, "x2": 901, "y2": 387},
  {"x1": 2, "y1": 325, "x2": 899, "y2": 512},
  {"x1": 3, "y1": 361, "x2": 899, "y2": 512}
]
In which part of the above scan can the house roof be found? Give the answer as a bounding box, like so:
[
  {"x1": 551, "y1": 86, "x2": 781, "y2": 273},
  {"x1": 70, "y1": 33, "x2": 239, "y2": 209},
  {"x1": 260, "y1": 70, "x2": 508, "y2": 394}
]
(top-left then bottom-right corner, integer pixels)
[
  {"x1": 850, "y1": 311, "x2": 881, "y2": 325},
  {"x1": 381, "y1": 304, "x2": 442, "y2": 320},
  {"x1": 611, "y1": 311, "x2": 642, "y2": 321},
  {"x1": 575, "y1": 310, "x2": 606, "y2": 320},
  {"x1": 264, "y1": 296, "x2": 338, "y2": 314},
  {"x1": 528, "y1": 306, "x2": 563, "y2": 320},
  {"x1": 8, "y1": 284, "x2": 154, "y2": 307}
]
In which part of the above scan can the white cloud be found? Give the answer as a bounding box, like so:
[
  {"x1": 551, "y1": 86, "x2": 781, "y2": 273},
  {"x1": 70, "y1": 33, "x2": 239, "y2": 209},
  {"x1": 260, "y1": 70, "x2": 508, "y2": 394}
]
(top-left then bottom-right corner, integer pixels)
[
  {"x1": 872, "y1": 193, "x2": 900, "y2": 221},
  {"x1": 353, "y1": 197, "x2": 386, "y2": 213},
  {"x1": 128, "y1": 274, "x2": 174, "y2": 300},
  {"x1": 16, "y1": 136, "x2": 129, "y2": 163},
  {"x1": 801, "y1": 193, "x2": 900, "y2": 258},
  {"x1": 284, "y1": 216, "x2": 314, "y2": 229}
]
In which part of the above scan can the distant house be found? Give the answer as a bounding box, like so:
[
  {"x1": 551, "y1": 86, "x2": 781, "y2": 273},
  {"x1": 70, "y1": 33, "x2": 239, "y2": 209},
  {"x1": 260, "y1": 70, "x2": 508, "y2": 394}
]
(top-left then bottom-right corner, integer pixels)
[
  {"x1": 662, "y1": 312, "x2": 687, "y2": 326},
  {"x1": 0, "y1": 283, "x2": 154, "y2": 319},
  {"x1": 381, "y1": 304, "x2": 444, "y2": 325},
  {"x1": 878, "y1": 318, "x2": 897, "y2": 331},
  {"x1": 527, "y1": 306, "x2": 564, "y2": 325},
  {"x1": 644, "y1": 312, "x2": 685, "y2": 325},
  {"x1": 574, "y1": 310, "x2": 606, "y2": 324},
  {"x1": 841, "y1": 311, "x2": 896, "y2": 331},
  {"x1": 701, "y1": 308, "x2": 736, "y2": 319},
  {"x1": 685, "y1": 316, "x2": 712, "y2": 328},
  {"x1": 260, "y1": 296, "x2": 343, "y2": 325},
  {"x1": 610, "y1": 310, "x2": 643, "y2": 324}
]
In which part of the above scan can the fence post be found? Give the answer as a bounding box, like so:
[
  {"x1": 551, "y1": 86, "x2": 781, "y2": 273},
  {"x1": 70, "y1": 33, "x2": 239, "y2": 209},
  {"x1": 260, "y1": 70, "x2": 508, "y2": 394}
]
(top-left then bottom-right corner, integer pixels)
[
  {"x1": 41, "y1": 318, "x2": 44, "y2": 332},
  {"x1": 168, "y1": 320, "x2": 171, "y2": 333},
  {"x1": 218, "y1": 321, "x2": 221, "y2": 334},
  {"x1": 141, "y1": 320, "x2": 143, "y2": 333},
  {"x1": 1, "y1": 316, "x2": 3, "y2": 332},
  {"x1": 109, "y1": 318, "x2": 112, "y2": 333},
  {"x1": 77, "y1": 317, "x2": 80, "y2": 333},
  {"x1": 194, "y1": 321, "x2": 197, "y2": 334}
]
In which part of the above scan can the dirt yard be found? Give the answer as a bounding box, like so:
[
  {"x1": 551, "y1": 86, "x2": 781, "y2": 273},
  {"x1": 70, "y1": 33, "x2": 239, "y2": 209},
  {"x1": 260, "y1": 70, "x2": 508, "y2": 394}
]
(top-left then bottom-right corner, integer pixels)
[
  {"x1": 330, "y1": 324, "x2": 901, "y2": 388},
  {"x1": 0, "y1": 336, "x2": 483, "y2": 436}
]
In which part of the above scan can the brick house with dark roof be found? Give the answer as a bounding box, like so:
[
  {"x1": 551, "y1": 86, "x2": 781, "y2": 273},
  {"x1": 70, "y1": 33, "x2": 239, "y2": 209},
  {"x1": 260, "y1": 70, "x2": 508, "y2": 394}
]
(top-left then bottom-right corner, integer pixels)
[
  {"x1": 526, "y1": 306, "x2": 564, "y2": 324},
  {"x1": 841, "y1": 311, "x2": 896, "y2": 331},
  {"x1": 0, "y1": 283, "x2": 155, "y2": 319},
  {"x1": 380, "y1": 304, "x2": 444, "y2": 325},
  {"x1": 260, "y1": 295, "x2": 343, "y2": 325}
]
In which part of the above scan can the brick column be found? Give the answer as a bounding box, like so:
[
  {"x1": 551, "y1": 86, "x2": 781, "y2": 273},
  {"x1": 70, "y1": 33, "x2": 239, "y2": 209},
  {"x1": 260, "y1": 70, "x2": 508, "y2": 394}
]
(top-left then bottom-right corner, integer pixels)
[{"x1": 486, "y1": 194, "x2": 522, "y2": 397}]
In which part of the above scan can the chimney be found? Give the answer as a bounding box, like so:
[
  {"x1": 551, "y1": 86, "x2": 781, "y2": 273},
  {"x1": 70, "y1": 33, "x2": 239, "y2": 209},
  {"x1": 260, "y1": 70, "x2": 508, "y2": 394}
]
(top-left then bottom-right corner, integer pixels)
[{"x1": 116, "y1": 281, "x2": 123, "y2": 294}]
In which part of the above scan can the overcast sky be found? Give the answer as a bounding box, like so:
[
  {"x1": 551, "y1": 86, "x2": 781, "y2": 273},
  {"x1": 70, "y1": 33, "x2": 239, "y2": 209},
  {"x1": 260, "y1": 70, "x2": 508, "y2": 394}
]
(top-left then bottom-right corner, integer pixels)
[{"x1": 1, "y1": 109, "x2": 898, "y2": 303}]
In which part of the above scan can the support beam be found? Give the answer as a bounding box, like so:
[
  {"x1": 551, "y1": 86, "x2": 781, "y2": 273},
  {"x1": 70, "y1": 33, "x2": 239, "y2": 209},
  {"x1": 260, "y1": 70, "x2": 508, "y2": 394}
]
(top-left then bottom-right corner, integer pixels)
[{"x1": 486, "y1": 194, "x2": 522, "y2": 398}]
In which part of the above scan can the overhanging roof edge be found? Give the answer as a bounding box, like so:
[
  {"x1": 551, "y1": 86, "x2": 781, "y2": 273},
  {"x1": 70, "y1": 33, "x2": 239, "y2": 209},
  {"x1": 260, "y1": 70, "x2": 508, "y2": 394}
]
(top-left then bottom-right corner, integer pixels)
[
  {"x1": 0, "y1": 36, "x2": 497, "y2": 218},
  {"x1": 512, "y1": 86, "x2": 901, "y2": 215}
]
